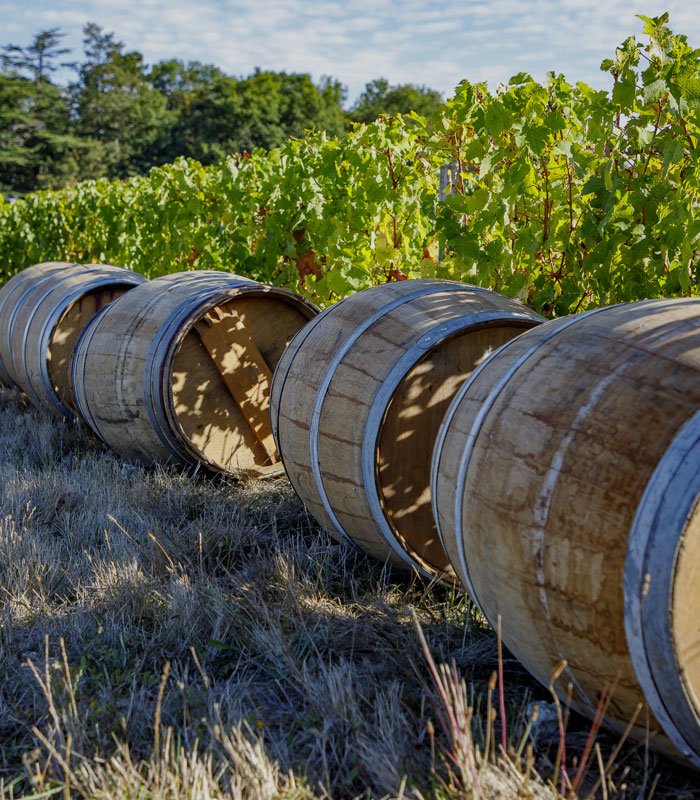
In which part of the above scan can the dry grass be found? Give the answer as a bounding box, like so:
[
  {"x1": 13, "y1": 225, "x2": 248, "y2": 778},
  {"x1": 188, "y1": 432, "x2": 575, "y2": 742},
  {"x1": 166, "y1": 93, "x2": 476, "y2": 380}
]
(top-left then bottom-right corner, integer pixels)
[{"x1": 0, "y1": 386, "x2": 697, "y2": 799}]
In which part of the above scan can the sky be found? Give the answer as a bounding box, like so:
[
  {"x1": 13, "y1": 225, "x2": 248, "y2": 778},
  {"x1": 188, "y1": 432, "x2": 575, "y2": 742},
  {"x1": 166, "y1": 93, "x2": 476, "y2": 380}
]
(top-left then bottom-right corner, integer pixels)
[{"x1": 1, "y1": 0, "x2": 699, "y2": 104}]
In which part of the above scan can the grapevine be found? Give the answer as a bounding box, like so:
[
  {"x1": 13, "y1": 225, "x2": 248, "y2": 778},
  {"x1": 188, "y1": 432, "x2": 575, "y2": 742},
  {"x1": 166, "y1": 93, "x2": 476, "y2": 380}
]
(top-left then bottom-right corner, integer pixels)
[{"x1": 0, "y1": 15, "x2": 697, "y2": 315}]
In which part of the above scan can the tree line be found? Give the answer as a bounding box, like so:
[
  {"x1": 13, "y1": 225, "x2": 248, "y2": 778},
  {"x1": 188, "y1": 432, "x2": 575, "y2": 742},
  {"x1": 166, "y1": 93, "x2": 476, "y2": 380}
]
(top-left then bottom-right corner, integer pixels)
[{"x1": 0, "y1": 25, "x2": 442, "y2": 197}]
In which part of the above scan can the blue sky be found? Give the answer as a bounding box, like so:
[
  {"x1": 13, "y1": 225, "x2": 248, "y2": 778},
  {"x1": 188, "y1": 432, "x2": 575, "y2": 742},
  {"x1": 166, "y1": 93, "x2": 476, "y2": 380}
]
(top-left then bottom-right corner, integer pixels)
[{"x1": 1, "y1": 1, "x2": 698, "y2": 104}]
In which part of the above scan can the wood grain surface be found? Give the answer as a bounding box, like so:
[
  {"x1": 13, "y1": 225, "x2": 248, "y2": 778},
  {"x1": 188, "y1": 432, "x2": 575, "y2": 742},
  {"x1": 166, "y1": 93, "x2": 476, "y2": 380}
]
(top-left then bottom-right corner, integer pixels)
[
  {"x1": 271, "y1": 279, "x2": 542, "y2": 578},
  {"x1": 73, "y1": 271, "x2": 317, "y2": 476},
  {"x1": 432, "y1": 298, "x2": 700, "y2": 766}
]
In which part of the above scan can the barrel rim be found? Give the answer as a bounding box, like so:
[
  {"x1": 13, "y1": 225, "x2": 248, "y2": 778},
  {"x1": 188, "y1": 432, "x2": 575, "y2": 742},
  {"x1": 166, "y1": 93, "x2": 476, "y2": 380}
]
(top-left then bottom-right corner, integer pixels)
[
  {"x1": 0, "y1": 262, "x2": 82, "y2": 385},
  {"x1": 147, "y1": 273, "x2": 228, "y2": 464},
  {"x1": 430, "y1": 304, "x2": 614, "y2": 613},
  {"x1": 308, "y1": 282, "x2": 494, "y2": 550},
  {"x1": 157, "y1": 280, "x2": 319, "y2": 474},
  {"x1": 625, "y1": 408, "x2": 700, "y2": 767},
  {"x1": 35, "y1": 270, "x2": 145, "y2": 416},
  {"x1": 364, "y1": 309, "x2": 543, "y2": 579},
  {"x1": 13, "y1": 264, "x2": 103, "y2": 402}
]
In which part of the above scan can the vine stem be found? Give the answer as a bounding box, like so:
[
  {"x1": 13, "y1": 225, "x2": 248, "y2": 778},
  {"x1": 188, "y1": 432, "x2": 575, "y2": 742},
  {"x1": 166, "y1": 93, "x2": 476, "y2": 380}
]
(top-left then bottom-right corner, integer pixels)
[
  {"x1": 642, "y1": 100, "x2": 665, "y2": 175},
  {"x1": 679, "y1": 116, "x2": 696, "y2": 151},
  {"x1": 541, "y1": 157, "x2": 551, "y2": 247}
]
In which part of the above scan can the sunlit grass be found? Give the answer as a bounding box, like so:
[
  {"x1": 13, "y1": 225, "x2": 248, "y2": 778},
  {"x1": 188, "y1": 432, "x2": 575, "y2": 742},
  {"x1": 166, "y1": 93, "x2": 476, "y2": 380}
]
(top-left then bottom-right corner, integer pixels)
[{"x1": 0, "y1": 386, "x2": 695, "y2": 799}]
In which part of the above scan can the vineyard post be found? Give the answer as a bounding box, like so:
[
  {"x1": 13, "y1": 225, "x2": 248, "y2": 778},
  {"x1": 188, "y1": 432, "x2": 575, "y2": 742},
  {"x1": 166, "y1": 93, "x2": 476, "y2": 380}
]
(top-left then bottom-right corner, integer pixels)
[{"x1": 437, "y1": 162, "x2": 458, "y2": 263}]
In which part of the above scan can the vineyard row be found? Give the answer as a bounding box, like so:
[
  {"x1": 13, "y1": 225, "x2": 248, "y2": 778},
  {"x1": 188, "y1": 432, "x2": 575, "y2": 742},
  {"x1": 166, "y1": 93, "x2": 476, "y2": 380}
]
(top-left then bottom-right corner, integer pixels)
[{"x1": 0, "y1": 14, "x2": 698, "y2": 317}]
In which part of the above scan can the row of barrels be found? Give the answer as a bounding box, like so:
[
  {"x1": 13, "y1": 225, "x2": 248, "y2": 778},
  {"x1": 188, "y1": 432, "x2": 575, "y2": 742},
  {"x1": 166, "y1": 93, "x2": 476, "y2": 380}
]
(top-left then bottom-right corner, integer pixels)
[
  {"x1": 0, "y1": 262, "x2": 698, "y2": 769},
  {"x1": 271, "y1": 282, "x2": 700, "y2": 770},
  {"x1": 0, "y1": 262, "x2": 317, "y2": 476}
]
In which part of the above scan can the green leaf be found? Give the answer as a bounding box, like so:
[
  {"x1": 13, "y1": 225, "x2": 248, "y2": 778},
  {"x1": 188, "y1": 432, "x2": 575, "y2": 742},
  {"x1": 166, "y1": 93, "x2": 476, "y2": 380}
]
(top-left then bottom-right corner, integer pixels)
[
  {"x1": 484, "y1": 104, "x2": 512, "y2": 137},
  {"x1": 553, "y1": 139, "x2": 573, "y2": 158},
  {"x1": 662, "y1": 139, "x2": 684, "y2": 176},
  {"x1": 636, "y1": 126, "x2": 654, "y2": 146},
  {"x1": 466, "y1": 188, "x2": 490, "y2": 214},
  {"x1": 509, "y1": 72, "x2": 532, "y2": 85},
  {"x1": 522, "y1": 123, "x2": 548, "y2": 154},
  {"x1": 612, "y1": 76, "x2": 636, "y2": 108},
  {"x1": 643, "y1": 78, "x2": 667, "y2": 104},
  {"x1": 478, "y1": 154, "x2": 494, "y2": 179},
  {"x1": 677, "y1": 74, "x2": 700, "y2": 109}
]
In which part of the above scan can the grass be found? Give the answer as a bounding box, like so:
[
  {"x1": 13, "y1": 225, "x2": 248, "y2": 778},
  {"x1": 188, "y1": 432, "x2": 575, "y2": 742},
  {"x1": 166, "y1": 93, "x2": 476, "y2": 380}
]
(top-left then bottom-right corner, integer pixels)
[{"x1": 0, "y1": 385, "x2": 698, "y2": 799}]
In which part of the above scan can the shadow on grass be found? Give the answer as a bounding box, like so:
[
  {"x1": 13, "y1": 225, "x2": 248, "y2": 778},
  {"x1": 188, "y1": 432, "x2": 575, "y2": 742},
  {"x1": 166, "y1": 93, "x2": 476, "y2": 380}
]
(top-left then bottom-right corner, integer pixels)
[{"x1": 0, "y1": 386, "x2": 698, "y2": 799}]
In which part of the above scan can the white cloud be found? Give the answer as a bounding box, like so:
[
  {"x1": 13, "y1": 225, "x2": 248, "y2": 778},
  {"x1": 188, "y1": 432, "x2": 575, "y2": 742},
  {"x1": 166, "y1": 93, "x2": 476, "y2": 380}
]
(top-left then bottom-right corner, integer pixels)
[{"x1": 0, "y1": 0, "x2": 698, "y2": 102}]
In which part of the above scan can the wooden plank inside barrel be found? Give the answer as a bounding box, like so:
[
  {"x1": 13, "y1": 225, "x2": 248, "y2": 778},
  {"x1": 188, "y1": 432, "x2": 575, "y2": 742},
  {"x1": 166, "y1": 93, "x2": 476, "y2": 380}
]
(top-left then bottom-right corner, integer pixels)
[{"x1": 195, "y1": 306, "x2": 277, "y2": 460}]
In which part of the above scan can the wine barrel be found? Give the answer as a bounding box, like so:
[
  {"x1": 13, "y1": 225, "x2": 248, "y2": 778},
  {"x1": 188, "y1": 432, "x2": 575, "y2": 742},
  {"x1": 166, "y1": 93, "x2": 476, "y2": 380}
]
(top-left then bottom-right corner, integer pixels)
[
  {"x1": 270, "y1": 279, "x2": 543, "y2": 578},
  {"x1": 72, "y1": 271, "x2": 318, "y2": 477},
  {"x1": 432, "y1": 298, "x2": 700, "y2": 767},
  {"x1": 8, "y1": 263, "x2": 145, "y2": 415},
  {"x1": 0, "y1": 262, "x2": 83, "y2": 388}
]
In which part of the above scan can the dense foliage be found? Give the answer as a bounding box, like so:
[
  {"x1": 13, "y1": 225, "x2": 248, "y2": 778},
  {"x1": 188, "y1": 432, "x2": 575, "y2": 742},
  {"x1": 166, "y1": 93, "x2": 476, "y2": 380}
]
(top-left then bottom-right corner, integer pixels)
[
  {"x1": 0, "y1": 24, "x2": 441, "y2": 194},
  {"x1": 1, "y1": 15, "x2": 698, "y2": 316},
  {"x1": 349, "y1": 78, "x2": 442, "y2": 124}
]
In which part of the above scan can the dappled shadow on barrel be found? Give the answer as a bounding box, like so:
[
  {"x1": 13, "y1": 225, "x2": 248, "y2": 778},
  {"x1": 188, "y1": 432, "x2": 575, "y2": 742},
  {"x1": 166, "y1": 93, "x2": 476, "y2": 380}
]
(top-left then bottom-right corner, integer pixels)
[
  {"x1": 377, "y1": 322, "x2": 534, "y2": 578},
  {"x1": 172, "y1": 294, "x2": 315, "y2": 476}
]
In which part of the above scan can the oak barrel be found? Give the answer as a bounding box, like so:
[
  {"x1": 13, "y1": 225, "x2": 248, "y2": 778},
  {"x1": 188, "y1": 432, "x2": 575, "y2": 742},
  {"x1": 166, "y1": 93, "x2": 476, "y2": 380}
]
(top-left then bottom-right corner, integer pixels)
[
  {"x1": 7, "y1": 263, "x2": 145, "y2": 415},
  {"x1": 431, "y1": 298, "x2": 700, "y2": 766},
  {"x1": 72, "y1": 271, "x2": 318, "y2": 477},
  {"x1": 270, "y1": 279, "x2": 543, "y2": 578},
  {"x1": 0, "y1": 262, "x2": 84, "y2": 388}
]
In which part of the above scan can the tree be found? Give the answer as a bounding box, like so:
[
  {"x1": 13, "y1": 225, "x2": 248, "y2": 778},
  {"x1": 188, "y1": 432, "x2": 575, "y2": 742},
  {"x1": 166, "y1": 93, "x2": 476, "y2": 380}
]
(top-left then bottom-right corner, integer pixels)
[
  {"x1": 72, "y1": 23, "x2": 173, "y2": 178},
  {"x1": 168, "y1": 69, "x2": 348, "y2": 163},
  {"x1": 234, "y1": 70, "x2": 347, "y2": 150},
  {"x1": 1, "y1": 28, "x2": 72, "y2": 84},
  {"x1": 0, "y1": 30, "x2": 83, "y2": 194},
  {"x1": 150, "y1": 59, "x2": 224, "y2": 109},
  {"x1": 149, "y1": 60, "x2": 229, "y2": 163},
  {"x1": 350, "y1": 78, "x2": 442, "y2": 123},
  {"x1": 170, "y1": 73, "x2": 244, "y2": 163}
]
